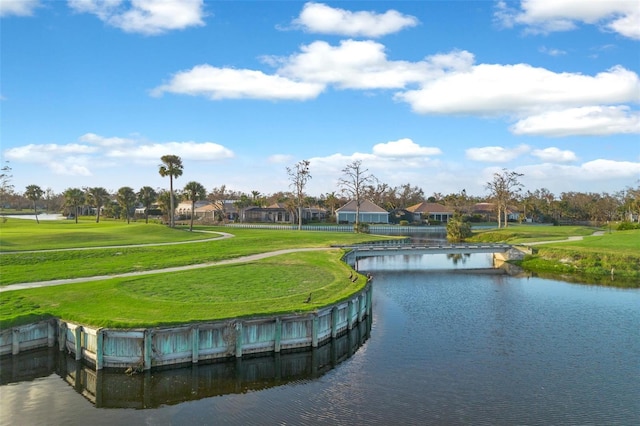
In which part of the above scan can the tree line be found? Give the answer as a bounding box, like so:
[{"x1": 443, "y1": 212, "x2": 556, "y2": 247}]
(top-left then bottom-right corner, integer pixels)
[{"x1": 1, "y1": 158, "x2": 638, "y2": 230}]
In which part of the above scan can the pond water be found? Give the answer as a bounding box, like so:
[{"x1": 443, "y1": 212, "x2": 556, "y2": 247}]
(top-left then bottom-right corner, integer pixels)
[{"x1": 1, "y1": 254, "x2": 639, "y2": 425}]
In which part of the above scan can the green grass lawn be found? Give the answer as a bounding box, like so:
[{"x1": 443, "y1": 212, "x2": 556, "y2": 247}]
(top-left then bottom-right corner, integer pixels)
[
  {"x1": 468, "y1": 224, "x2": 599, "y2": 243},
  {"x1": 0, "y1": 218, "x2": 215, "y2": 251},
  {"x1": 0, "y1": 250, "x2": 366, "y2": 329},
  {"x1": 0, "y1": 224, "x2": 396, "y2": 285}
]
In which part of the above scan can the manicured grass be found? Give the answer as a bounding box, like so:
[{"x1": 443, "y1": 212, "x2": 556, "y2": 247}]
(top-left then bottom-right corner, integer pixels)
[
  {"x1": 468, "y1": 224, "x2": 599, "y2": 243},
  {"x1": 519, "y1": 230, "x2": 640, "y2": 286},
  {"x1": 0, "y1": 251, "x2": 366, "y2": 328},
  {"x1": 0, "y1": 218, "x2": 214, "y2": 251},
  {"x1": 0, "y1": 225, "x2": 395, "y2": 285}
]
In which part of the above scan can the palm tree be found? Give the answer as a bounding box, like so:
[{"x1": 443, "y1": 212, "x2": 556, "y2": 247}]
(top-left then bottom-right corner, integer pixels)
[
  {"x1": 158, "y1": 155, "x2": 183, "y2": 227},
  {"x1": 24, "y1": 184, "x2": 44, "y2": 224},
  {"x1": 137, "y1": 186, "x2": 158, "y2": 224},
  {"x1": 183, "y1": 181, "x2": 206, "y2": 231},
  {"x1": 63, "y1": 188, "x2": 84, "y2": 223},
  {"x1": 85, "y1": 187, "x2": 110, "y2": 223},
  {"x1": 116, "y1": 186, "x2": 137, "y2": 224}
]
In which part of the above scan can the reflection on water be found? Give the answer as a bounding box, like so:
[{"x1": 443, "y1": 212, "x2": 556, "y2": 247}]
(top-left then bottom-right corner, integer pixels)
[
  {"x1": 357, "y1": 252, "x2": 496, "y2": 271},
  {"x1": 0, "y1": 317, "x2": 371, "y2": 409}
]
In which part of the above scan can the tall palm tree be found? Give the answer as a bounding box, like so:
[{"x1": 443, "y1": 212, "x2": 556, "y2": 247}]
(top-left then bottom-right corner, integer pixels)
[
  {"x1": 24, "y1": 184, "x2": 44, "y2": 224},
  {"x1": 63, "y1": 188, "x2": 84, "y2": 223},
  {"x1": 85, "y1": 187, "x2": 110, "y2": 223},
  {"x1": 183, "y1": 181, "x2": 206, "y2": 231},
  {"x1": 158, "y1": 155, "x2": 183, "y2": 227},
  {"x1": 116, "y1": 186, "x2": 137, "y2": 224},
  {"x1": 137, "y1": 186, "x2": 158, "y2": 224}
]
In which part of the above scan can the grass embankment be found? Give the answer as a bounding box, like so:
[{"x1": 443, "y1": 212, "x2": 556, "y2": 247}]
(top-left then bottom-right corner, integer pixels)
[
  {"x1": 1, "y1": 250, "x2": 363, "y2": 329},
  {"x1": 0, "y1": 220, "x2": 394, "y2": 285},
  {"x1": 470, "y1": 225, "x2": 640, "y2": 286},
  {"x1": 0, "y1": 219, "x2": 395, "y2": 328}
]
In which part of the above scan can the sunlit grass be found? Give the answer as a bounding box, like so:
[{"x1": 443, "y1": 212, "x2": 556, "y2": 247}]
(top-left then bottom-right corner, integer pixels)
[{"x1": 0, "y1": 251, "x2": 366, "y2": 328}]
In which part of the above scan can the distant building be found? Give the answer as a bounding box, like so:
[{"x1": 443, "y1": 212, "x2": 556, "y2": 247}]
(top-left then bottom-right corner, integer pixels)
[
  {"x1": 406, "y1": 202, "x2": 454, "y2": 223},
  {"x1": 336, "y1": 200, "x2": 389, "y2": 224}
]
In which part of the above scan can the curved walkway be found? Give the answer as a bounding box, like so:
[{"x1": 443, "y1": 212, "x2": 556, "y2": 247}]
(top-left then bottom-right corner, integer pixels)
[
  {"x1": 0, "y1": 247, "x2": 337, "y2": 293},
  {"x1": 0, "y1": 230, "x2": 235, "y2": 255},
  {"x1": 520, "y1": 230, "x2": 604, "y2": 246}
]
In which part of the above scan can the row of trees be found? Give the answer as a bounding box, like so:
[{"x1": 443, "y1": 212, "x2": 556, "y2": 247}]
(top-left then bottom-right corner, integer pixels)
[{"x1": 2, "y1": 159, "x2": 638, "y2": 230}]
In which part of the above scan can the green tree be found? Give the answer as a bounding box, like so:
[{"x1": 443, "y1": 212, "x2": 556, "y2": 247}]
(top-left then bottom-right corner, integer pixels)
[
  {"x1": 158, "y1": 155, "x2": 184, "y2": 228},
  {"x1": 446, "y1": 214, "x2": 472, "y2": 242},
  {"x1": 183, "y1": 181, "x2": 207, "y2": 231},
  {"x1": 24, "y1": 184, "x2": 44, "y2": 224},
  {"x1": 137, "y1": 186, "x2": 158, "y2": 224},
  {"x1": 286, "y1": 160, "x2": 312, "y2": 230},
  {"x1": 338, "y1": 160, "x2": 376, "y2": 233},
  {"x1": 116, "y1": 186, "x2": 137, "y2": 224},
  {"x1": 63, "y1": 188, "x2": 84, "y2": 224},
  {"x1": 85, "y1": 187, "x2": 110, "y2": 223}
]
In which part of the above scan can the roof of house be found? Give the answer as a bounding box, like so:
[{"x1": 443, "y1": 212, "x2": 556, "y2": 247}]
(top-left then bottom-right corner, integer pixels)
[
  {"x1": 406, "y1": 202, "x2": 453, "y2": 214},
  {"x1": 336, "y1": 199, "x2": 388, "y2": 213}
]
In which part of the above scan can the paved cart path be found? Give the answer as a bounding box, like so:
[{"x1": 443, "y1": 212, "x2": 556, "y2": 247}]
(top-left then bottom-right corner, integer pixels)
[{"x1": 1, "y1": 246, "x2": 336, "y2": 293}]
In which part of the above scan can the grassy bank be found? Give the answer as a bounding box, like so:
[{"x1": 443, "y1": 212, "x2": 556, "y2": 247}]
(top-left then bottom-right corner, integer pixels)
[
  {"x1": 470, "y1": 225, "x2": 640, "y2": 286},
  {"x1": 0, "y1": 250, "x2": 366, "y2": 329},
  {"x1": 0, "y1": 223, "x2": 396, "y2": 285}
]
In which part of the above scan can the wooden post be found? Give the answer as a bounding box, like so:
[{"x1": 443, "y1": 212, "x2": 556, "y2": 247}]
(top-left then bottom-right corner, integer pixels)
[
  {"x1": 11, "y1": 328, "x2": 20, "y2": 355},
  {"x1": 274, "y1": 318, "x2": 281, "y2": 353},
  {"x1": 58, "y1": 321, "x2": 67, "y2": 352},
  {"x1": 74, "y1": 326, "x2": 82, "y2": 361},
  {"x1": 235, "y1": 322, "x2": 243, "y2": 358},
  {"x1": 331, "y1": 306, "x2": 338, "y2": 338},
  {"x1": 191, "y1": 327, "x2": 199, "y2": 364},
  {"x1": 144, "y1": 330, "x2": 152, "y2": 370},
  {"x1": 96, "y1": 330, "x2": 104, "y2": 370},
  {"x1": 312, "y1": 315, "x2": 319, "y2": 348},
  {"x1": 347, "y1": 300, "x2": 354, "y2": 330},
  {"x1": 47, "y1": 320, "x2": 56, "y2": 347}
]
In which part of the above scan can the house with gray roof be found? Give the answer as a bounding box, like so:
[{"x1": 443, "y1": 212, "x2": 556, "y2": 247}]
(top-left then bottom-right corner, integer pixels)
[{"x1": 336, "y1": 199, "x2": 389, "y2": 224}]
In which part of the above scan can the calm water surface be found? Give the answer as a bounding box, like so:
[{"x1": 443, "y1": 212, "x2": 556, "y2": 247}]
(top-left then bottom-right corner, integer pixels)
[{"x1": 2, "y1": 254, "x2": 639, "y2": 425}]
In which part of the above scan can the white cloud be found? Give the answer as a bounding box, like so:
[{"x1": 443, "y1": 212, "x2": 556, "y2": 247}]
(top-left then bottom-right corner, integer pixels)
[
  {"x1": 3, "y1": 134, "x2": 234, "y2": 176},
  {"x1": 538, "y1": 46, "x2": 566, "y2": 56},
  {"x1": 67, "y1": 0, "x2": 206, "y2": 35},
  {"x1": 151, "y1": 64, "x2": 324, "y2": 100},
  {"x1": 518, "y1": 159, "x2": 640, "y2": 183},
  {"x1": 0, "y1": 0, "x2": 40, "y2": 17},
  {"x1": 495, "y1": 0, "x2": 640, "y2": 39},
  {"x1": 466, "y1": 145, "x2": 531, "y2": 162},
  {"x1": 268, "y1": 154, "x2": 293, "y2": 164},
  {"x1": 396, "y1": 64, "x2": 639, "y2": 116},
  {"x1": 108, "y1": 141, "x2": 234, "y2": 161},
  {"x1": 531, "y1": 147, "x2": 578, "y2": 163},
  {"x1": 511, "y1": 106, "x2": 640, "y2": 136},
  {"x1": 372, "y1": 138, "x2": 442, "y2": 158},
  {"x1": 292, "y1": 2, "x2": 418, "y2": 37}
]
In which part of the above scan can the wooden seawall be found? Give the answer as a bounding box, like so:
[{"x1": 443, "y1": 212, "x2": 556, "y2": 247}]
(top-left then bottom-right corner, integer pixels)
[{"x1": 0, "y1": 283, "x2": 372, "y2": 371}]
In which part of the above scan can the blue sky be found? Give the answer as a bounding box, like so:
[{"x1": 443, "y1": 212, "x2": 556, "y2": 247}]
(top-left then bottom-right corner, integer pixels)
[{"x1": 1, "y1": 0, "x2": 639, "y2": 199}]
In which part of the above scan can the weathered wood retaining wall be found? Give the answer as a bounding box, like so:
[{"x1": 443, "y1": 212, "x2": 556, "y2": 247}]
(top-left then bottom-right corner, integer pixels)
[{"x1": 1, "y1": 283, "x2": 372, "y2": 371}]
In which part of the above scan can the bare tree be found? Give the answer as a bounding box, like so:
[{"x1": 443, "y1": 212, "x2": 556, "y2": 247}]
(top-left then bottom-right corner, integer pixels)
[
  {"x1": 286, "y1": 160, "x2": 312, "y2": 230},
  {"x1": 338, "y1": 160, "x2": 376, "y2": 232},
  {"x1": 485, "y1": 169, "x2": 524, "y2": 228}
]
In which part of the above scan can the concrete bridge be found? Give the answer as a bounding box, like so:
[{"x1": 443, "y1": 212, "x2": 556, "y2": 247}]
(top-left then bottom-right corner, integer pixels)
[
  {"x1": 342, "y1": 242, "x2": 528, "y2": 265},
  {"x1": 348, "y1": 242, "x2": 512, "y2": 257}
]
